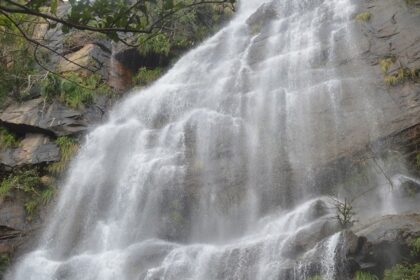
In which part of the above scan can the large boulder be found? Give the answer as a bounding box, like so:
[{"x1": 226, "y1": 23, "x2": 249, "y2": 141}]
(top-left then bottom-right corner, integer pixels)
[
  {"x1": 0, "y1": 97, "x2": 108, "y2": 137},
  {"x1": 58, "y1": 43, "x2": 111, "y2": 79},
  {"x1": 0, "y1": 134, "x2": 59, "y2": 168}
]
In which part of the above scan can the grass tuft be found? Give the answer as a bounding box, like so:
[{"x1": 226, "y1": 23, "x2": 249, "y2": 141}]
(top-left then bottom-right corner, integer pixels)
[{"x1": 355, "y1": 11, "x2": 372, "y2": 22}]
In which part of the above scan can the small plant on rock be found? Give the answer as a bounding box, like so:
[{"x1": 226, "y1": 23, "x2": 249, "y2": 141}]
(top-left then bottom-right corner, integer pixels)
[
  {"x1": 0, "y1": 127, "x2": 19, "y2": 150},
  {"x1": 384, "y1": 263, "x2": 420, "y2": 280},
  {"x1": 133, "y1": 67, "x2": 163, "y2": 86},
  {"x1": 354, "y1": 271, "x2": 379, "y2": 280},
  {"x1": 0, "y1": 169, "x2": 56, "y2": 220},
  {"x1": 307, "y1": 275, "x2": 324, "y2": 280},
  {"x1": 355, "y1": 11, "x2": 372, "y2": 22},
  {"x1": 48, "y1": 136, "x2": 79, "y2": 175},
  {"x1": 410, "y1": 237, "x2": 420, "y2": 256},
  {"x1": 333, "y1": 197, "x2": 356, "y2": 229}
]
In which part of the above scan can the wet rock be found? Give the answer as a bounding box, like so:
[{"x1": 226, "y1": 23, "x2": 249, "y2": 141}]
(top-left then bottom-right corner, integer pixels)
[
  {"x1": 246, "y1": 3, "x2": 278, "y2": 34},
  {"x1": 282, "y1": 218, "x2": 341, "y2": 258},
  {"x1": 350, "y1": 213, "x2": 420, "y2": 276}
]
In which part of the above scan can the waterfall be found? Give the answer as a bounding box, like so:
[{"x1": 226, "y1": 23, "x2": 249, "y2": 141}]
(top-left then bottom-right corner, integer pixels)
[{"x1": 7, "y1": 0, "x2": 396, "y2": 279}]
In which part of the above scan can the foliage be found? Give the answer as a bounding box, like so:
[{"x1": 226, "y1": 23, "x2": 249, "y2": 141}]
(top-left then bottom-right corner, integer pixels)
[
  {"x1": 307, "y1": 275, "x2": 324, "y2": 280},
  {"x1": 0, "y1": 13, "x2": 37, "y2": 104},
  {"x1": 0, "y1": 253, "x2": 10, "y2": 279},
  {"x1": 133, "y1": 67, "x2": 163, "y2": 86},
  {"x1": 355, "y1": 11, "x2": 372, "y2": 22},
  {"x1": 379, "y1": 56, "x2": 420, "y2": 86},
  {"x1": 0, "y1": 0, "x2": 235, "y2": 46},
  {"x1": 40, "y1": 72, "x2": 112, "y2": 108},
  {"x1": 0, "y1": 127, "x2": 19, "y2": 150},
  {"x1": 138, "y1": 33, "x2": 171, "y2": 56},
  {"x1": 416, "y1": 153, "x2": 420, "y2": 169},
  {"x1": 0, "y1": 169, "x2": 56, "y2": 220},
  {"x1": 410, "y1": 237, "x2": 420, "y2": 256},
  {"x1": 379, "y1": 57, "x2": 395, "y2": 74},
  {"x1": 384, "y1": 67, "x2": 420, "y2": 86},
  {"x1": 48, "y1": 136, "x2": 78, "y2": 174},
  {"x1": 334, "y1": 198, "x2": 355, "y2": 229},
  {"x1": 383, "y1": 263, "x2": 420, "y2": 280},
  {"x1": 354, "y1": 271, "x2": 378, "y2": 280}
]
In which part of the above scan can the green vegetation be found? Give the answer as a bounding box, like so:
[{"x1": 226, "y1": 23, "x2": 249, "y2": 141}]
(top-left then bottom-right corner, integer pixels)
[
  {"x1": 48, "y1": 136, "x2": 79, "y2": 174},
  {"x1": 0, "y1": 127, "x2": 19, "y2": 150},
  {"x1": 0, "y1": 13, "x2": 37, "y2": 105},
  {"x1": 307, "y1": 275, "x2": 323, "y2": 280},
  {"x1": 334, "y1": 198, "x2": 355, "y2": 229},
  {"x1": 384, "y1": 263, "x2": 420, "y2": 280},
  {"x1": 379, "y1": 57, "x2": 396, "y2": 74},
  {"x1": 354, "y1": 271, "x2": 378, "y2": 280},
  {"x1": 138, "y1": 34, "x2": 171, "y2": 56},
  {"x1": 0, "y1": 253, "x2": 10, "y2": 279},
  {"x1": 0, "y1": 169, "x2": 55, "y2": 220},
  {"x1": 416, "y1": 153, "x2": 420, "y2": 169},
  {"x1": 40, "y1": 72, "x2": 112, "y2": 109},
  {"x1": 384, "y1": 67, "x2": 420, "y2": 86},
  {"x1": 355, "y1": 11, "x2": 372, "y2": 22},
  {"x1": 133, "y1": 67, "x2": 163, "y2": 86},
  {"x1": 379, "y1": 57, "x2": 420, "y2": 86},
  {"x1": 410, "y1": 237, "x2": 420, "y2": 256}
]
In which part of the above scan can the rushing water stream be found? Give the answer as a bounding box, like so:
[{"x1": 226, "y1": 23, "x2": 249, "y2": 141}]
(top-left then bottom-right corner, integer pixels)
[{"x1": 7, "y1": 0, "x2": 408, "y2": 279}]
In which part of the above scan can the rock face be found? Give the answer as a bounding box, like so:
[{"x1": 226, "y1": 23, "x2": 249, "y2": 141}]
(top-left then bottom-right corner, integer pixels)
[
  {"x1": 356, "y1": 0, "x2": 420, "y2": 134},
  {"x1": 0, "y1": 97, "x2": 108, "y2": 137},
  {"x1": 338, "y1": 213, "x2": 420, "y2": 277},
  {"x1": 0, "y1": 134, "x2": 59, "y2": 168},
  {"x1": 58, "y1": 43, "x2": 111, "y2": 79}
]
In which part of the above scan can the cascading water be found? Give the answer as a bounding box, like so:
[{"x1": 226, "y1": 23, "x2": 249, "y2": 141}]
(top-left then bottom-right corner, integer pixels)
[{"x1": 7, "y1": 0, "x2": 410, "y2": 279}]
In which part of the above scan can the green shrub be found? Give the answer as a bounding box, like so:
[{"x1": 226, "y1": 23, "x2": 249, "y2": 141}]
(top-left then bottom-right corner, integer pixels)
[
  {"x1": 379, "y1": 57, "x2": 395, "y2": 74},
  {"x1": 384, "y1": 263, "x2": 420, "y2": 280},
  {"x1": 137, "y1": 33, "x2": 171, "y2": 56},
  {"x1": 40, "y1": 72, "x2": 112, "y2": 109},
  {"x1": 133, "y1": 67, "x2": 163, "y2": 86},
  {"x1": 0, "y1": 169, "x2": 56, "y2": 220},
  {"x1": 354, "y1": 271, "x2": 378, "y2": 280},
  {"x1": 48, "y1": 136, "x2": 78, "y2": 174},
  {"x1": 384, "y1": 67, "x2": 420, "y2": 86},
  {"x1": 0, "y1": 253, "x2": 10, "y2": 279},
  {"x1": 355, "y1": 11, "x2": 372, "y2": 22},
  {"x1": 0, "y1": 127, "x2": 19, "y2": 150},
  {"x1": 307, "y1": 275, "x2": 323, "y2": 280},
  {"x1": 410, "y1": 237, "x2": 420, "y2": 256}
]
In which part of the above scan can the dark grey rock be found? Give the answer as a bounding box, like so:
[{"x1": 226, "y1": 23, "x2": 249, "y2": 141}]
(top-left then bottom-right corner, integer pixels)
[{"x1": 0, "y1": 97, "x2": 108, "y2": 137}]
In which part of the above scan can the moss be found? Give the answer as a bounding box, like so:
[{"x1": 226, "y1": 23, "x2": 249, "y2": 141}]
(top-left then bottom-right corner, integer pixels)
[
  {"x1": 416, "y1": 153, "x2": 420, "y2": 169},
  {"x1": 48, "y1": 136, "x2": 78, "y2": 175},
  {"x1": 355, "y1": 11, "x2": 372, "y2": 22},
  {"x1": 384, "y1": 263, "x2": 420, "y2": 280},
  {"x1": 354, "y1": 271, "x2": 379, "y2": 280},
  {"x1": 0, "y1": 127, "x2": 19, "y2": 150}
]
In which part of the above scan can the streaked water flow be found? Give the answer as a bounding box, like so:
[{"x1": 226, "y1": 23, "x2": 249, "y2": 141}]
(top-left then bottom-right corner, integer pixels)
[{"x1": 8, "y1": 0, "x2": 400, "y2": 279}]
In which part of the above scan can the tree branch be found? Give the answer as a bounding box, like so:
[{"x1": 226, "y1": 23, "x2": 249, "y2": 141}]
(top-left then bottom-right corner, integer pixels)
[{"x1": 0, "y1": 11, "x2": 95, "y2": 73}]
